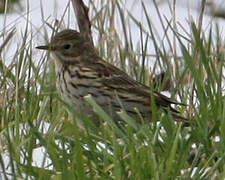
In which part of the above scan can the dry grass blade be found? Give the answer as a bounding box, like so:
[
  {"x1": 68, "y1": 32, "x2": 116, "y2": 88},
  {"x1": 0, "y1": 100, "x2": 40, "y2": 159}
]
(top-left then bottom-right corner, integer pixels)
[
  {"x1": 0, "y1": 28, "x2": 15, "y2": 54},
  {"x1": 71, "y1": 0, "x2": 94, "y2": 46}
]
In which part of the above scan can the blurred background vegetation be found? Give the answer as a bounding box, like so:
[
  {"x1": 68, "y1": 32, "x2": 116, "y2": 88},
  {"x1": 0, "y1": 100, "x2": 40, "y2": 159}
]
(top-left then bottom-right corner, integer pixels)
[{"x1": 0, "y1": 0, "x2": 22, "y2": 14}]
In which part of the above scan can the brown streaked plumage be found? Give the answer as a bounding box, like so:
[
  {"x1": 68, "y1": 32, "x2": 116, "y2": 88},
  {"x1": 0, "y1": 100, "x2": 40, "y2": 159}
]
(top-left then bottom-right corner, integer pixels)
[{"x1": 36, "y1": 29, "x2": 187, "y2": 126}]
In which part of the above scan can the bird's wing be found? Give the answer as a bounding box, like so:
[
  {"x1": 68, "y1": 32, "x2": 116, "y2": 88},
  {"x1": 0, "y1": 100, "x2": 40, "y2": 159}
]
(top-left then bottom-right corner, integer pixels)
[
  {"x1": 80, "y1": 56, "x2": 188, "y2": 123},
  {"x1": 85, "y1": 57, "x2": 183, "y2": 109}
]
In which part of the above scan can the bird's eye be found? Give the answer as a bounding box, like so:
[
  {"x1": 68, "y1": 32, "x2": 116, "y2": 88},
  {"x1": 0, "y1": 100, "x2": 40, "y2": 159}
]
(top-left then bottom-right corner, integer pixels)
[{"x1": 63, "y1": 44, "x2": 71, "y2": 50}]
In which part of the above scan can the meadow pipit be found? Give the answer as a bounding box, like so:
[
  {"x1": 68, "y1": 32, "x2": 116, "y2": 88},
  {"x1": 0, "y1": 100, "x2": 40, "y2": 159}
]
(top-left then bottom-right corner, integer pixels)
[{"x1": 36, "y1": 29, "x2": 187, "y2": 126}]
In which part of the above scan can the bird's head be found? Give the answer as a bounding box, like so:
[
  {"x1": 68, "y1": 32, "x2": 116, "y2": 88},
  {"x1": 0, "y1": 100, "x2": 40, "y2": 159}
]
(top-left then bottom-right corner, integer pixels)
[{"x1": 36, "y1": 29, "x2": 95, "y2": 63}]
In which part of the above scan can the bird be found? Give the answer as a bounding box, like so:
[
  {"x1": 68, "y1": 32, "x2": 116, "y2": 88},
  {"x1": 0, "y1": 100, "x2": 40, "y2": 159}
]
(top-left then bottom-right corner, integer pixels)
[{"x1": 36, "y1": 29, "x2": 187, "y2": 127}]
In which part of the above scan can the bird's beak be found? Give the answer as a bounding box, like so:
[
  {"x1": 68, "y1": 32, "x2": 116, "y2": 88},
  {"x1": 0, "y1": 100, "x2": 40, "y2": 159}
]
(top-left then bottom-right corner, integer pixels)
[{"x1": 36, "y1": 44, "x2": 56, "y2": 51}]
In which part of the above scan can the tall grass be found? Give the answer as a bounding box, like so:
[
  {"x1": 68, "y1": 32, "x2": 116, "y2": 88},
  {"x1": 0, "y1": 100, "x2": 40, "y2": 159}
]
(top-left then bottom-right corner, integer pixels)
[{"x1": 0, "y1": 0, "x2": 225, "y2": 179}]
